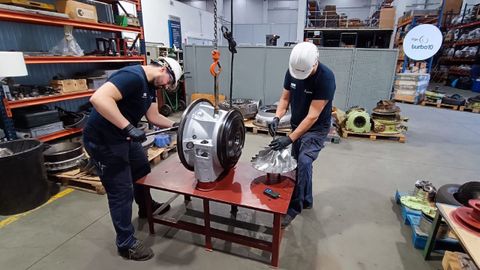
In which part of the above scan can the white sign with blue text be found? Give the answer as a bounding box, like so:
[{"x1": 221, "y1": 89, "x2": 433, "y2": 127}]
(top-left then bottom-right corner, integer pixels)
[{"x1": 403, "y1": 24, "x2": 443, "y2": 61}]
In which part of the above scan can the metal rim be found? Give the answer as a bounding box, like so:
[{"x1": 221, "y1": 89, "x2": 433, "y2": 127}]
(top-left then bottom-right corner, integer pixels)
[
  {"x1": 177, "y1": 99, "x2": 213, "y2": 171},
  {"x1": 217, "y1": 108, "x2": 245, "y2": 169}
]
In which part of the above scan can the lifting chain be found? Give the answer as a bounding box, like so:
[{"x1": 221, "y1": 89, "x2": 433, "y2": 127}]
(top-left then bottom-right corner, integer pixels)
[{"x1": 210, "y1": 0, "x2": 221, "y2": 111}]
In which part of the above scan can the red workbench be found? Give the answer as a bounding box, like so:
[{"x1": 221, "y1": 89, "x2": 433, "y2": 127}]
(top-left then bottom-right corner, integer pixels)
[{"x1": 137, "y1": 157, "x2": 295, "y2": 267}]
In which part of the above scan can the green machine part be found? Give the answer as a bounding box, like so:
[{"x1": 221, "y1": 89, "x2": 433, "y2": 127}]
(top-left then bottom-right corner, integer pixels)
[
  {"x1": 345, "y1": 109, "x2": 371, "y2": 133},
  {"x1": 372, "y1": 118, "x2": 400, "y2": 134}
]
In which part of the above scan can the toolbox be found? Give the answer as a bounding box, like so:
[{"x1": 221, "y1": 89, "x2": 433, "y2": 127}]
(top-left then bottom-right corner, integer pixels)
[{"x1": 17, "y1": 121, "x2": 64, "y2": 138}]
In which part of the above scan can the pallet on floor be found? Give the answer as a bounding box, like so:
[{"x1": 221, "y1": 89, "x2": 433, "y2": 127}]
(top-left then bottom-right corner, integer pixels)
[
  {"x1": 394, "y1": 190, "x2": 459, "y2": 250},
  {"x1": 421, "y1": 100, "x2": 460, "y2": 110},
  {"x1": 394, "y1": 99, "x2": 417, "y2": 105},
  {"x1": 341, "y1": 128, "x2": 406, "y2": 143},
  {"x1": 49, "y1": 144, "x2": 177, "y2": 194},
  {"x1": 148, "y1": 143, "x2": 177, "y2": 165},
  {"x1": 459, "y1": 106, "x2": 480, "y2": 113},
  {"x1": 243, "y1": 120, "x2": 291, "y2": 136},
  {"x1": 53, "y1": 175, "x2": 106, "y2": 195}
]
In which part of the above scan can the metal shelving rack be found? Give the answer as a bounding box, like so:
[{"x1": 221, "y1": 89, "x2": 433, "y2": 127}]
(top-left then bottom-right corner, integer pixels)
[
  {"x1": 0, "y1": 0, "x2": 147, "y2": 141},
  {"x1": 395, "y1": 3, "x2": 444, "y2": 74},
  {"x1": 437, "y1": 4, "x2": 480, "y2": 81}
]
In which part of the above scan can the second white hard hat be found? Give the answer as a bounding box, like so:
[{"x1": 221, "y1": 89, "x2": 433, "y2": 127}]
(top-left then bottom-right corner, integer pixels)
[{"x1": 288, "y1": 42, "x2": 319, "y2": 80}]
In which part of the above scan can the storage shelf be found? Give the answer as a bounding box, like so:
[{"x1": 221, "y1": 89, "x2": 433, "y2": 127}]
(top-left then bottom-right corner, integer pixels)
[
  {"x1": 448, "y1": 70, "x2": 471, "y2": 76},
  {"x1": 445, "y1": 39, "x2": 480, "y2": 47},
  {"x1": 7, "y1": 90, "x2": 94, "y2": 109},
  {"x1": 38, "y1": 128, "x2": 83, "y2": 142},
  {"x1": 397, "y1": 16, "x2": 438, "y2": 28},
  {"x1": 448, "y1": 20, "x2": 480, "y2": 30},
  {"x1": 24, "y1": 56, "x2": 145, "y2": 64},
  {"x1": 439, "y1": 57, "x2": 476, "y2": 64},
  {"x1": 0, "y1": 9, "x2": 142, "y2": 33}
]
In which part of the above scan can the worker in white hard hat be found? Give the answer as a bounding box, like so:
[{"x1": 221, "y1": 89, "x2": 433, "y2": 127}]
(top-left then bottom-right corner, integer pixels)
[
  {"x1": 268, "y1": 42, "x2": 336, "y2": 228},
  {"x1": 82, "y1": 57, "x2": 183, "y2": 261}
]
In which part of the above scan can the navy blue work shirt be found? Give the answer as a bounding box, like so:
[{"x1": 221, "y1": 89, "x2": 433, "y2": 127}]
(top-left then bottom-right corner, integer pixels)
[
  {"x1": 83, "y1": 65, "x2": 156, "y2": 143},
  {"x1": 283, "y1": 62, "x2": 336, "y2": 132}
]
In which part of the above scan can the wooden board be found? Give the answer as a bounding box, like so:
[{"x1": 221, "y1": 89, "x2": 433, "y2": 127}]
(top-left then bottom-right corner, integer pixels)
[
  {"x1": 341, "y1": 127, "x2": 406, "y2": 143},
  {"x1": 459, "y1": 106, "x2": 480, "y2": 114},
  {"x1": 54, "y1": 176, "x2": 106, "y2": 195},
  {"x1": 437, "y1": 203, "x2": 480, "y2": 268},
  {"x1": 421, "y1": 100, "x2": 460, "y2": 110},
  {"x1": 244, "y1": 120, "x2": 291, "y2": 136}
]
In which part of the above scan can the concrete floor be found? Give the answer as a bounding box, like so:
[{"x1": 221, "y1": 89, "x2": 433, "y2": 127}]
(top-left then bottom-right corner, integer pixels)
[{"x1": 1, "y1": 103, "x2": 480, "y2": 270}]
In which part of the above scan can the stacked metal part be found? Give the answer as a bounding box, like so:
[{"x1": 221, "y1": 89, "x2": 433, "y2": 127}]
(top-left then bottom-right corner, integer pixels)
[
  {"x1": 254, "y1": 105, "x2": 291, "y2": 129},
  {"x1": 425, "y1": 90, "x2": 445, "y2": 103},
  {"x1": 451, "y1": 199, "x2": 480, "y2": 235},
  {"x1": 467, "y1": 95, "x2": 480, "y2": 111},
  {"x1": 218, "y1": 98, "x2": 260, "y2": 119},
  {"x1": 344, "y1": 107, "x2": 371, "y2": 133},
  {"x1": 400, "y1": 180, "x2": 437, "y2": 215},
  {"x1": 371, "y1": 100, "x2": 407, "y2": 134}
]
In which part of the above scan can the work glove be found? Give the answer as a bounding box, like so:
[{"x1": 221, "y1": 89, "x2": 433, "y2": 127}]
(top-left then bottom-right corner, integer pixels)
[
  {"x1": 122, "y1": 123, "x2": 147, "y2": 142},
  {"x1": 268, "y1": 117, "x2": 280, "y2": 137},
  {"x1": 171, "y1": 122, "x2": 180, "y2": 131},
  {"x1": 269, "y1": 136, "x2": 293, "y2": 151}
]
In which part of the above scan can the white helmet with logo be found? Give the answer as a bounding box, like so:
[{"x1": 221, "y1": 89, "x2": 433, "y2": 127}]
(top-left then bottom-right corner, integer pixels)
[
  {"x1": 157, "y1": 57, "x2": 183, "y2": 88},
  {"x1": 288, "y1": 42, "x2": 319, "y2": 80}
]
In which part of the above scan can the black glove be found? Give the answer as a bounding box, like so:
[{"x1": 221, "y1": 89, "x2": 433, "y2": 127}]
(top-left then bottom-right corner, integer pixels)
[
  {"x1": 122, "y1": 123, "x2": 146, "y2": 142},
  {"x1": 268, "y1": 117, "x2": 280, "y2": 137},
  {"x1": 269, "y1": 136, "x2": 293, "y2": 151}
]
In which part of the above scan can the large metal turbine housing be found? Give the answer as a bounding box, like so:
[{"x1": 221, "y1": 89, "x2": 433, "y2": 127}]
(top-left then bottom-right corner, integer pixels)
[{"x1": 177, "y1": 99, "x2": 245, "y2": 190}]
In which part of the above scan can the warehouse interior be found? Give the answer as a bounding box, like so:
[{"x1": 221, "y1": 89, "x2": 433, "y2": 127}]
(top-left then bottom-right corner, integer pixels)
[{"x1": 1, "y1": 0, "x2": 479, "y2": 269}]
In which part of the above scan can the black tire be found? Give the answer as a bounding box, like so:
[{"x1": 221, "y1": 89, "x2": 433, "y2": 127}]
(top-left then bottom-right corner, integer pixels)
[
  {"x1": 178, "y1": 100, "x2": 186, "y2": 111},
  {"x1": 435, "y1": 184, "x2": 462, "y2": 206},
  {"x1": 160, "y1": 104, "x2": 173, "y2": 116},
  {"x1": 455, "y1": 181, "x2": 480, "y2": 206}
]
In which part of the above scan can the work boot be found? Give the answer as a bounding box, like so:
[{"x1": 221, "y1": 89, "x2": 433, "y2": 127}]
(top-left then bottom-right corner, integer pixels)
[
  {"x1": 138, "y1": 201, "x2": 171, "y2": 218},
  {"x1": 118, "y1": 240, "x2": 154, "y2": 261},
  {"x1": 281, "y1": 214, "x2": 294, "y2": 228}
]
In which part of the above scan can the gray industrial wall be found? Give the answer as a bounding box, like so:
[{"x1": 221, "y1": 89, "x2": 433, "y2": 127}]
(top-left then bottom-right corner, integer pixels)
[{"x1": 184, "y1": 45, "x2": 398, "y2": 112}]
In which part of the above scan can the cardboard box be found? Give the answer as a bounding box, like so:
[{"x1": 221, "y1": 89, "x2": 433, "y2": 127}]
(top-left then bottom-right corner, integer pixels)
[
  {"x1": 56, "y1": 0, "x2": 98, "y2": 23},
  {"x1": 379, "y1": 7, "x2": 395, "y2": 29},
  {"x1": 51, "y1": 79, "x2": 88, "y2": 93}
]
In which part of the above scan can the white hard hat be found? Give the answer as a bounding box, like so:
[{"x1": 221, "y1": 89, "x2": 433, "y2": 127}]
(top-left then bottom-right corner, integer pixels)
[
  {"x1": 158, "y1": 57, "x2": 183, "y2": 88},
  {"x1": 288, "y1": 42, "x2": 319, "y2": 80}
]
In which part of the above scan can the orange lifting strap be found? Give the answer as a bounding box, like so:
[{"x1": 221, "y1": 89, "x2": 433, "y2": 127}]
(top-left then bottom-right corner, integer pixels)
[{"x1": 210, "y1": 49, "x2": 222, "y2": 77}]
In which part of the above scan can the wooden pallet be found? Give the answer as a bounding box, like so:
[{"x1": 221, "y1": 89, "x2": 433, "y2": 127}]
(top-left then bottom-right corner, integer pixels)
[
  {"x1": 394, "y1": 99, "x2": 417, "y2": 104},
  {"x1": 341, "y1": 128, "x2": 406, "y2": 143},
  {"x1": 243, "y1": 120, "x2": 291, "y2": 136},
  {"x1": 49, "y1": 143, "x2": 177, "y2": 194},
  {"x1": 421, "y1": 100, "x2": 460, "y2": 110},
  {"x1": 459, "y1": 106, "x2": 480, "y2": 113}
]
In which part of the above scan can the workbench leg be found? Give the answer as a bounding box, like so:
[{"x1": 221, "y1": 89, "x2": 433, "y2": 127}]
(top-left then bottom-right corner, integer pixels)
[
  {"x1": 203, "y1": 199, "x2": 213, "y2": 251},
  {"x1": 184, "y1": 195, "x2": 191, "y2": 202},
  {"x1": 423, "y1": 210, "x2": 442, "y2": 260},
  {"x1": 271, "y1": 213, "x2": 281, "y2": 267},
  {"x1": 230, "y1": 205, "x2": 238, "y2": 215},
  {"x1": 144, "y1": 187, "x2": 155, "y2": 234}
]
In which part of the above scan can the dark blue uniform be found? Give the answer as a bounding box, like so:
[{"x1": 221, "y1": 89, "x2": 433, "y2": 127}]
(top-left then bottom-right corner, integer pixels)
[
  {"x1": 83, "y1": 65, "x2": 156, "y2": 252},
  {"x1": 283, "y1": 63, "x2": 336, "y2": 218}
]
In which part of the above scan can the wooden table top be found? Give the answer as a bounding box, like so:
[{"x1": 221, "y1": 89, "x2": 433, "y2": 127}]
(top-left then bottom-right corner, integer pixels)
[{"x1": 437, "y1": 203, "x2": 480, "y2": 267}]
